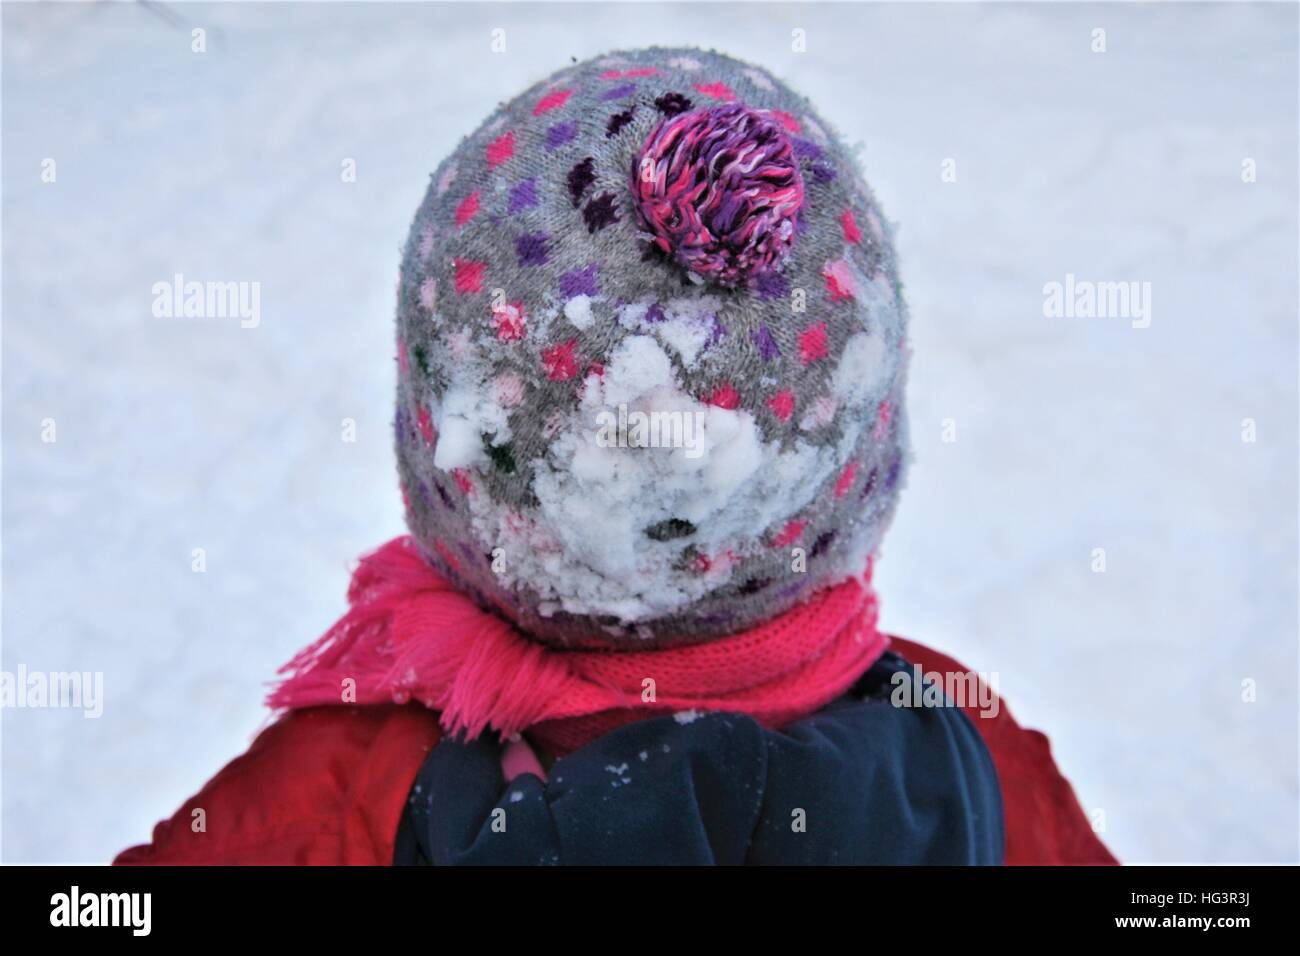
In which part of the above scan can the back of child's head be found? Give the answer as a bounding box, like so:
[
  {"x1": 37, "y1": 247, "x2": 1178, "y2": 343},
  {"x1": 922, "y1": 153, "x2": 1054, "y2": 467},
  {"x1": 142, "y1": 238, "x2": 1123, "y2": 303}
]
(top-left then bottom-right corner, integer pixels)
[{"x1": 394, "y1": 47, "x2": 909, "y2": 647}]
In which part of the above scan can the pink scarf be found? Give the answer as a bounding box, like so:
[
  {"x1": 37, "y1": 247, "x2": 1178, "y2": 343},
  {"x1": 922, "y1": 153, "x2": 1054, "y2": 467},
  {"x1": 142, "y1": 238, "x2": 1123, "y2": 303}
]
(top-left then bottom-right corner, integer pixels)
[{"x1": 269, "y1": 536, "x2": 887, "y2": 755}]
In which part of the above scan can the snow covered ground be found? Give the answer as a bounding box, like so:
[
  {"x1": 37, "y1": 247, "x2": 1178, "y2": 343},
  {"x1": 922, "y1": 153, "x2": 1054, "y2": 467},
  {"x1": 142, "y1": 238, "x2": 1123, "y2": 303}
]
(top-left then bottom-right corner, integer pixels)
[{"x1": 2, "y1": 1, "x2": 1296, "y2": 863}]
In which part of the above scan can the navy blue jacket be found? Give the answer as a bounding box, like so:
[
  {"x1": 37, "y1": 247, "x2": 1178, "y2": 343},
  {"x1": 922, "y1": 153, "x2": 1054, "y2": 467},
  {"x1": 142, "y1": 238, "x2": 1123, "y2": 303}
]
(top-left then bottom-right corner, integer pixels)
[{"x1": 394, "y1": 651, "x2": 1004, "y2": 865}]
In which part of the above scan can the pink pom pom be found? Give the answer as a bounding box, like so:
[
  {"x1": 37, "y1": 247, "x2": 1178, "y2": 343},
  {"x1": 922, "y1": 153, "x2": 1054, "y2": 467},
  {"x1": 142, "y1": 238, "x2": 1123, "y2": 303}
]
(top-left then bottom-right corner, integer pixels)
[{"x1": 631, "y1": 104, "x2": 804, "y2": 287}]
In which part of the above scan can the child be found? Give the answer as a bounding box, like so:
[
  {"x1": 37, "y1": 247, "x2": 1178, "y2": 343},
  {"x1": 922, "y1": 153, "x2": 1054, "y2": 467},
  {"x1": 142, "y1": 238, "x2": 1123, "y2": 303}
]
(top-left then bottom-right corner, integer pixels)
[{"x1": 117, "y1": 47, "x2": 1114, "y2": 866}]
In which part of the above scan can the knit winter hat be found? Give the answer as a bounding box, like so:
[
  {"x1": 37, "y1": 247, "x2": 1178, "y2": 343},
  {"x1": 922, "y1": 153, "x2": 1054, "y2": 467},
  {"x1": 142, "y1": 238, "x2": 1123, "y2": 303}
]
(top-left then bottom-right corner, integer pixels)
[{"x1": 394, "y1": 47, "x2": 909, "y2": 648}]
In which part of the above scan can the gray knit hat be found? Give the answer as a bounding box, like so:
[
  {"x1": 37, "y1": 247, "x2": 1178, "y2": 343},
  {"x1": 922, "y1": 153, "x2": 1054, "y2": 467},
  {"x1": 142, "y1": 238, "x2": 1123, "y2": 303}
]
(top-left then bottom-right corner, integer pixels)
[{"x1": 394, "y1": 47, "x2": 909, "y2": 648}]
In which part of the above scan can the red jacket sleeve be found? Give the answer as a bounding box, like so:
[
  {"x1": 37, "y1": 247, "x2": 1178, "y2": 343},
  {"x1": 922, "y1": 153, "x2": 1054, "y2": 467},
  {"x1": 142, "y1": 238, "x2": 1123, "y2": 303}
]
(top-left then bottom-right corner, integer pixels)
[
  {"x1": 890, "y1": 637, "x2": 1117, "y2": 865},
  {"x1": 115, "y1": 705, "x2": 442, "y2": 866}
]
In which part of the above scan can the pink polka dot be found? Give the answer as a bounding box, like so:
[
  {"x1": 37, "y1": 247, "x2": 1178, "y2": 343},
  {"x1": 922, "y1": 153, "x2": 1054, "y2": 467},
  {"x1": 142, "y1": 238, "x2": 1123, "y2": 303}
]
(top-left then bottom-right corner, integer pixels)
[
  {"x1": 770, "y1": 110, "x2": 801, "y2": 134},
  {"x1": 533, "y1": 89, "x2": 575, "y2": 115},
  {"x1": 492, "y1": 301, "x2": 528, "y2": 341},
  {"x1": 798, "y1": 322, "x2": 829, "y2": 364},
  {"x1": 834, "y1": 461, "x2": 859, "y2": 498},
  {"x1": 708, "y1": 382, "x2": 741, "y2": 409},
  {"x1": 453, "y1": 259, "x2": 485, "y2": 295},
  {"x1": 840, "y1": 209, "x2": 862, "y2": 244},
  {"x1": 486, "y1": 131, "x2": 515, "y2": 168},
  {"x1": 419, "y1": 277, "x2": 437, "y2": 311},
  {"x1": 542, "y1": 339, "x2": 579, "y2": 381},
  {"x1": 770, "y1": 519, "x2": 807, "y2": 548},
  {"x1": 417, "y1": 406, "x2": 436, "y2": 446},
  {"x1": 693, "y1": 81, "x2": 735, "y2": 101},
  {"x1": 495, "y1": 372, "x2": 525, "y2": 407},
  {"x1": 767, "y1": 390, "x2": 796, "y2": 421},
  {"x1": 454, "y1": 191, "x2": 480, "y2": 227},
  {"x1": 873, "y1": 400, "x2": 893, "y2": 438},
  {"x1": 602, "y1": 67, "x2": 658, "y2": 79},
  {"x1": 823, "y1": 259, "x2": 857, "y2": 302}
]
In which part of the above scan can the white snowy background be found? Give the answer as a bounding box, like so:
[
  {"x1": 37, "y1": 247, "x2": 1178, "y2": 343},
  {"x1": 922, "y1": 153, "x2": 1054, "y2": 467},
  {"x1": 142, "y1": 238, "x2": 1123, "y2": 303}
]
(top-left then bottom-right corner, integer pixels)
[{"x1": 2, "y1": 1, "x2": 1296, "y2": 864}]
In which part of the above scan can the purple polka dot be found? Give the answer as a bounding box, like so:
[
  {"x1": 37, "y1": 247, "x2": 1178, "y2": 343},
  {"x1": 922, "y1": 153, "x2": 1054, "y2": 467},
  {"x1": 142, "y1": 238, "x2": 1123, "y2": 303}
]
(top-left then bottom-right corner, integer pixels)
[
  {"x1": 810, "y1": 530, "x2": 837, "y2": 558},
  {"x1": 508, "y1": 177, "x2": 538, "y2": 214},
  {"x1": 884, "y1": 458, "x2": 901, "y2": 491},
  {"x1": 860, "y1": 467, "x2": 878, "y2": 500},
  {"x1": 794, "y1": 139, "x2": 823, "y2": 161},
  {"x1": 602, "y1": 83, "x2": 637, "y2": 101},
  {"x1": 706, "y1": 313, "x2": 726, "y2": 346},
  {"x1": 515, "y1": 232, "x2": 551, "y2": 267},
  {"x1": 560, "y1": 263, "x2": 600, "y2": 297},
  {"x1": 751, "y1": 324, "x2": 780, "y2": 361},
  {"x1": 547, "y1": 121, "x2": 578, "y2": 150},
  {"x1": 753, "y1": 270, "x2": 789, "y2": 300}
]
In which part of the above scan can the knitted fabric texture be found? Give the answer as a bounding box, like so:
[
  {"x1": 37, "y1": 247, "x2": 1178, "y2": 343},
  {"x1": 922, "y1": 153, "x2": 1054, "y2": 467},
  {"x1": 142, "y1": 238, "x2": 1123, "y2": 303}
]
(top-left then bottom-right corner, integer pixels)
[
  {"x1": 395, "y1": 47, "x2": 909, "y2": 647},
  {"x1": 268, "y1": 536, "x2": 888, "y2": 755},
  {"x1": 631, "y1": 103, "x2": 804, "y2": 285}
]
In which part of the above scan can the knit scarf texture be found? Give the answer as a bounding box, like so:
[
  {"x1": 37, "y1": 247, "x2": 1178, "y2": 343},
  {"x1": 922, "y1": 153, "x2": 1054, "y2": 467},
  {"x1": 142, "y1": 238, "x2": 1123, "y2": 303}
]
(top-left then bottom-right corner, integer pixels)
[{"x1": 269, "y1": 536, "x2": 887, "y2": 755}]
